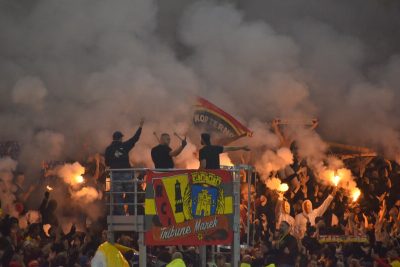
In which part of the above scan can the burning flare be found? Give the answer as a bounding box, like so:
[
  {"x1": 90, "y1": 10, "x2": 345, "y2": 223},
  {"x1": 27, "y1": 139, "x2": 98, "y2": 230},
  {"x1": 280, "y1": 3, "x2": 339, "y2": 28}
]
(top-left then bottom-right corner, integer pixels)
[
  {"x1": 220, "y1": 154, "x2": 234, "y2": 167},
  {"x1": 56, "y1": 162, "x2": 86, "y2": 186},
  {"x1": 75, "y1": 175, "x2": 84, "y2": 184},
  {"x1": 332, "y1": 175, "x2": 341, "y2": 186},
  {"x1": 46, "y1": 185, "x2": 53, "y2": 191},
  {"x1": 278, "y1": 183, "x2": 289, "y2": 192},
  {"x1": 351, "y1": 188, "x2": 361, "y2": 202},
  {"x1": 323, "y1": 168, "x2": 351, "y2": 187},
  {"x1": 265, "y1": 177, "x2": 288, "y2": 192}
]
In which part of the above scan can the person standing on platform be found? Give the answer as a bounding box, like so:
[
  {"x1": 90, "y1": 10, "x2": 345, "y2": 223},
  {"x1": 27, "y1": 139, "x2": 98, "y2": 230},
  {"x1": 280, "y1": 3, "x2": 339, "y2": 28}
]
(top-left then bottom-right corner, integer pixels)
[
  {"x1": 105, "y1": 118, "x2": 144, "y2": 215},
  {"x1": 199, "y1": 133, "x2": 249, "y2": 170},
  {"x1": 151, "y1": 133, "x2": 187, "y2": 169}
]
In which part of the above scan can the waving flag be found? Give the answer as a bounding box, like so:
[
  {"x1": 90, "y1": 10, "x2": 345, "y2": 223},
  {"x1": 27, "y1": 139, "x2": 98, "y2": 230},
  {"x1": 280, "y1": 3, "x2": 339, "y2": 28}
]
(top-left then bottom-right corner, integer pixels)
[{"x1": 193, "y1": 97, "x2": 252, "y2": 139}]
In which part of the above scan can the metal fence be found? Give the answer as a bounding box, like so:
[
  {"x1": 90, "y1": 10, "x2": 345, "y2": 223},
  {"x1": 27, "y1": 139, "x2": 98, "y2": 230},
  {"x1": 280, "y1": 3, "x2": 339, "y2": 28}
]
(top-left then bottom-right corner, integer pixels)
[{"x1": 106, "y1": 166, "x2": 255, "y2": 267}]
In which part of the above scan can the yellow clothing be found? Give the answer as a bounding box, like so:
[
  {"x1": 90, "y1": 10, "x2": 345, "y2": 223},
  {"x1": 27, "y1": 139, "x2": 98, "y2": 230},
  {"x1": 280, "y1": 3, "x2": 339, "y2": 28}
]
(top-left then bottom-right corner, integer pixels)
[
  {"x1": 97, "y1": 242, "x2": 129, "y2": 267},
  {"x1": 114, "y1": 243, "x2": 138, "y2": 254},
  {"x1": 391, "y1": 260, "x2": 400, "y2": 267},
  {"x1": 240, "y1": 263, "x2": 251, "y2": 267},
  {"x1": 167, "y1": 258, "x2": 186, "y2": 267}
]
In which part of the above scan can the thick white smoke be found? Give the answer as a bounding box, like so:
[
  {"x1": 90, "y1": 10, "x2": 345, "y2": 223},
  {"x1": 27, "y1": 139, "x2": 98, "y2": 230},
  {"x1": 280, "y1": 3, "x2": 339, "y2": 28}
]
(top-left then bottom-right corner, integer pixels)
[
  {"x1": 56, "y1": 162, "x2": 102, "y2": 204},
  {"x1": 12, "y1": 76, "x2": 48, "y2": 110},
  {"x1": 56, "y1": 162, "x2": 85, "y2": 186},
  {"x1": 255, "y1": 147, "x2": 293, "y2": 178},
  {"x1": 72, "y1": 187, "x2": 101, "y2": 204},
  {"x1": 53, "y1": 162, "x2": 103, "y2": 223},
  {"x1": 0, "y1": 0, "x2": 400, "y2": 205},
  {"x1": 0, "y1": 0, "x2": 200, "y2": 172}
]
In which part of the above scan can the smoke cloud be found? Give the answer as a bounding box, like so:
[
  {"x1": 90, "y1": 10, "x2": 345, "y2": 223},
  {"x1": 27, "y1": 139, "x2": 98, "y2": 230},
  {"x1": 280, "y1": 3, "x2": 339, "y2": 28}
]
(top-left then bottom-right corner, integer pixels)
[
  {"x1": 72, "y1": 186, "x2": 101, "y2": 204},
  {"x1": 52, "y1": 162, "x2": 103, "y2": 224},
  {"x1": 12, "y1": 76, "x2": 48, "y2": 110},
  {"x1": 56, "y1": 162, "x2": 85, "y2": 186},
  {"x1": 0, "y1": 0, "x2": 400, "y2": 202},
  {"x1": 255, "y1": 147, "x2": 293, "y2": 178}
]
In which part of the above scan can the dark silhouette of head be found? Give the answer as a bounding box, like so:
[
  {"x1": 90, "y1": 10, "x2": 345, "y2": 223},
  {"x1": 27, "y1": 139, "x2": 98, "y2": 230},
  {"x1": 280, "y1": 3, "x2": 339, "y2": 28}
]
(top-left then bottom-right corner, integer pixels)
[
  {"x1": 160, "y1": 133, "x2": 171, "y2": 146},
  {"x1": 112, "y1": 131, "x2": 123, "y2": 141},
  {"x1": 201, "y1": 133, "x2": 211, "y2": 146}
]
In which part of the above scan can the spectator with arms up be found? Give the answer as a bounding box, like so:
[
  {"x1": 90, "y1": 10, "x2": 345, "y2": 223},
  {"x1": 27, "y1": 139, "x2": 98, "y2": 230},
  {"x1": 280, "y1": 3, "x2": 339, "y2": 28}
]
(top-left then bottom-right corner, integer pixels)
[
  {"x1": 294, "y1": 187, "x2": 336, "y2": 238},
  {"x1": 105, "y1": 118, "x2": 144, "y2": 215},
  {"x1": 151, "y1": 133, "x2": 187, "y2": 169}
]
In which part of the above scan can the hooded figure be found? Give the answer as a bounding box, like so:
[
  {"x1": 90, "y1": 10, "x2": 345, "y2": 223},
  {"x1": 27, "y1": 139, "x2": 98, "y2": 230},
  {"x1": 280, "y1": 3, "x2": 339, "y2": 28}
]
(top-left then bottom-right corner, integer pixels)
[
  {"x1": 276, "y1": 196, "x2": 295, "y2": 232},
  {"x1": 294, "y1": 191, "x2": 335, "y2": 239}
]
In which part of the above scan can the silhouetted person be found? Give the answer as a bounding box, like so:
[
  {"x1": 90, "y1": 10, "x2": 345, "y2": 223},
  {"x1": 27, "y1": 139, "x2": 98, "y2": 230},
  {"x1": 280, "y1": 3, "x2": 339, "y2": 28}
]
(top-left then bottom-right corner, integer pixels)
[
  {"x1": 105, "y1": 119, "x2": 144, "y2": 215},
  {"x1": 272, "y1": 221, "x2": 298, "y2": 267},
  {"x1": 199, "y1": 133, "x2": 249, "y2": 169},
  {"x1": 294, "y1": 187, "x2": 336, "y2": 239},
  {"x1": 151, "y1": 133, "x2": 187, "y2": 169},
  {"x1": 39, "y1": 191, "x2": 59, "y2": 227}
]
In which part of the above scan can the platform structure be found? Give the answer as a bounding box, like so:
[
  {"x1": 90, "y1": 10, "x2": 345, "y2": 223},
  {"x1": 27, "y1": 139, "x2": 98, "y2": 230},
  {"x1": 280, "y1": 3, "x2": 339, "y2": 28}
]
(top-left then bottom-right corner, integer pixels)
[{"x1": 106, "y1": 166, "x2": 255, "y2": 267}]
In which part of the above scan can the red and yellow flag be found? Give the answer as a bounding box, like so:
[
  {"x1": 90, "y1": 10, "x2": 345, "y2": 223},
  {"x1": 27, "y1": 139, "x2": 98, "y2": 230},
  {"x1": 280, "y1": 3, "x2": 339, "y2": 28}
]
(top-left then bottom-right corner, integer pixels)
[{"x1": 193, "y1": 97, "x2": 253, "y2": 138}]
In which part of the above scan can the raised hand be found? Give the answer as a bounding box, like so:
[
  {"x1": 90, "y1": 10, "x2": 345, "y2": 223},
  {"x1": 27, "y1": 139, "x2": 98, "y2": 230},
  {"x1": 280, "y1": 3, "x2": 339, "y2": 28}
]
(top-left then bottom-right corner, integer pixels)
[{"x1": 181, "y1": 137, "x2": 187, "y2": 147}]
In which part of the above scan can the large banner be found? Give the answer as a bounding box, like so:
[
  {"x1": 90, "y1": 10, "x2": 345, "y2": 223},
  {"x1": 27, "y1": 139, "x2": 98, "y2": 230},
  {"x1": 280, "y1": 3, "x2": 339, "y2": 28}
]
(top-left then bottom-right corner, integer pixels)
[
  {"x1": 145, "y1": 170, "x2": 234, "y2": 246},
  {"x1": 193, "y1": 97, "x2": 252, "y2": 138}
]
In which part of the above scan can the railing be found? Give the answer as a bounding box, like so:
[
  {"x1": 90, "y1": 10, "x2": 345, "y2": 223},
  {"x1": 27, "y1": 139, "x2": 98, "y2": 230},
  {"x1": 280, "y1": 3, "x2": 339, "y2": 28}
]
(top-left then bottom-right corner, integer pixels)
[
  {"x1": 106, "y1": 166, "x2": 255, "y2": 267},
  {"x1": 106, "y1": 168, "x2": 146, "y2": 217}
]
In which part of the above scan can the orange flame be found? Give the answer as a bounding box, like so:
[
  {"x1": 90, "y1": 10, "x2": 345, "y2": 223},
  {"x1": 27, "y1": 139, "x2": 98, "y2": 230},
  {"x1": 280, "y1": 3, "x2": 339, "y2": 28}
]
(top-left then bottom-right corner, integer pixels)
[
  {"x1": 332, "y1": 175, "x2": 341, "y2": 186},
  {"x1": 185, "y1": 160, "x2": 200, "y2": 170},
  {"x1": 46, "y1": 185, "x2": 53, "y2": 191},
  {"x1": 220, "y1": 154, "x2": 234, "y2": 167},
  {"x1": 351, "y1": 188, "x2": 361, "y2": 202},
  {"x1": 278, "y1": 183, "x2": 289, "y2": 192},
  {"x1": 75, "y1": 175, "x2": 84, "y2": 184}
]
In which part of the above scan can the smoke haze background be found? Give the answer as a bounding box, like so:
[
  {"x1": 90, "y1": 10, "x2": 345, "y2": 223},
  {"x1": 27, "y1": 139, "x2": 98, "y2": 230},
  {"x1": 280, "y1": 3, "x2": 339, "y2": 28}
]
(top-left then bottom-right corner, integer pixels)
[{"x1": 1, "y1": 0, "x2": 400, "y2": 185}]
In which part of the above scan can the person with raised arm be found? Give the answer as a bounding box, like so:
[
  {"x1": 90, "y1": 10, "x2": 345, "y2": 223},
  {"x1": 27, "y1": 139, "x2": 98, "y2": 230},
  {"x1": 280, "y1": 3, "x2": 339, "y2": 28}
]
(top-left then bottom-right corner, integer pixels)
[
  {"x1": 105, "y1": 118, "x2": 144, "y2": 215},
  {"x1": 151, "y1": 133, "x2": 187, "y2": 169},
  {"x1": 198, "y1": 133, "x2": 249, "y2": 170},
  {"x1": 294, "y1": 187, "x2": 337, "y2": 239}
]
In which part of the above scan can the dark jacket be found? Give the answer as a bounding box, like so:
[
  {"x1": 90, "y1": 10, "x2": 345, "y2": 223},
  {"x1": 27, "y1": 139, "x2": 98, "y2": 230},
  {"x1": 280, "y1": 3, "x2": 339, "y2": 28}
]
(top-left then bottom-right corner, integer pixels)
[
  {"x1": 105, "y1": 127, "x2": 142, "y2": 169},
  {"x1": 274, "y1": 233, "x2": 298, "y2": 266},
  {"x1": 39, "y1": 194, "x2": 59, "y2": 227}
]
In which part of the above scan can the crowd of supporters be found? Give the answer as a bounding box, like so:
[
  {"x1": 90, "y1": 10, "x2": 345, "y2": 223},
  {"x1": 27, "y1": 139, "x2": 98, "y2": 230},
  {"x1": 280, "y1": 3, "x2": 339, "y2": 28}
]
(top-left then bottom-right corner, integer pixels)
[
  {"x1": 238, "y1": 155, "x2": 400, "y2": 266},
  {"x1": 1, "y1": 128, "x2": 400, "y2": 266}
]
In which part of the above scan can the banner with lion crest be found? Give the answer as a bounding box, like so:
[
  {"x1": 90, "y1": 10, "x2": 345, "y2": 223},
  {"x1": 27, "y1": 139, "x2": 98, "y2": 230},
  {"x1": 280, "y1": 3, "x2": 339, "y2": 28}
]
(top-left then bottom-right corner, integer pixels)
[{"x1": 144, "y1": 170, "x2": 234, "y2": 245}]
